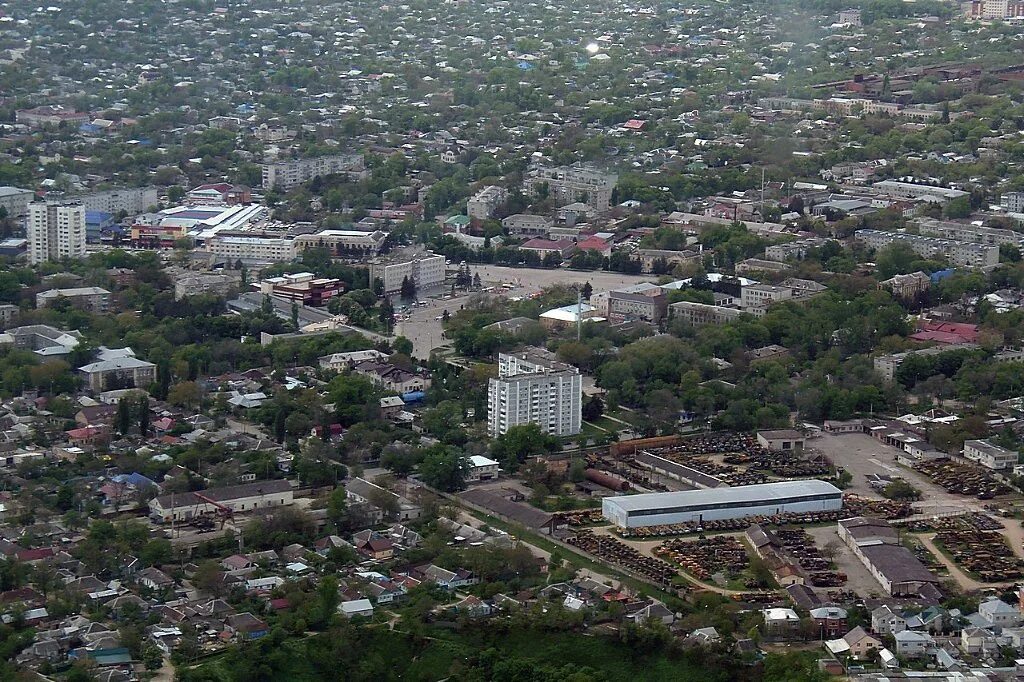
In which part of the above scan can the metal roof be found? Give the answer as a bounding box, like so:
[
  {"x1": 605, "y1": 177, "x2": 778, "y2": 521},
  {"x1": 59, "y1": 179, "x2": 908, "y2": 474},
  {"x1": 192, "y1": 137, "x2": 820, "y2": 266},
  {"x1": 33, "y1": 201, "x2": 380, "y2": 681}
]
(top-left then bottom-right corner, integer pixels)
[{"x1": 603, "y1": 479, "x2": 841, "y2": 513}]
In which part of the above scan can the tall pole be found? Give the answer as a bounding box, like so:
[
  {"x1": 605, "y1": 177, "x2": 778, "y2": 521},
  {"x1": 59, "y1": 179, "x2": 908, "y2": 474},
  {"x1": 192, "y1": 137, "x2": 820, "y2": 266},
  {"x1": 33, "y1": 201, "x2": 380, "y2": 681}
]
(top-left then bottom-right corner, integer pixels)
[
  {"x1": 761, "y1": 167, "x2": 766, "y2": 216},
  {"x1": 576, "y1": 288, "x2": 582, "y2": 342}
]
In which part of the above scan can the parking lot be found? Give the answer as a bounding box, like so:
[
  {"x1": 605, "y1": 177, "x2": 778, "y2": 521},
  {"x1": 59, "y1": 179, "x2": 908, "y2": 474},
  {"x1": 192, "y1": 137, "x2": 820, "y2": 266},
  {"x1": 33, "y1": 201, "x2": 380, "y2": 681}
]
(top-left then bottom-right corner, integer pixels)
[{"x1": 811, "y1": 432, "x2": 979, "y2": 515}]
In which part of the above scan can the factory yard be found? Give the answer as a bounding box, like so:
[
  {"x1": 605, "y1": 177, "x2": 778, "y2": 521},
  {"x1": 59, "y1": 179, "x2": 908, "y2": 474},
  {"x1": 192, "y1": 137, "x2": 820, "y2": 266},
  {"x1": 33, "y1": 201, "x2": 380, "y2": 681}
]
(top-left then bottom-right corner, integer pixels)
[{"x1": 810, "y1": 432, "x2": 985, "y2": 515}]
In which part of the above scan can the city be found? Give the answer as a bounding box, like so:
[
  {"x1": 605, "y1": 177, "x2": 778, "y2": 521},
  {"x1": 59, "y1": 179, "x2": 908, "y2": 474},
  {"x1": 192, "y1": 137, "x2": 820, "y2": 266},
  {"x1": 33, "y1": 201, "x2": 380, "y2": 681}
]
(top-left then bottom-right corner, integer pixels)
[{"x1": 3, "y1": 0, "x2": 1024, "y2": 681}]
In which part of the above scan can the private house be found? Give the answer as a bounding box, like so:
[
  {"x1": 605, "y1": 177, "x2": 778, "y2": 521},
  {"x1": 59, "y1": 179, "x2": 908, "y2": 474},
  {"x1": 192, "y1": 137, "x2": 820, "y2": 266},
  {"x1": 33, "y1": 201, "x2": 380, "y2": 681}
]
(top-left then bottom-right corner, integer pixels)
[{"x1": 826, "y1": 626, "x2": 882, "y2": 660}]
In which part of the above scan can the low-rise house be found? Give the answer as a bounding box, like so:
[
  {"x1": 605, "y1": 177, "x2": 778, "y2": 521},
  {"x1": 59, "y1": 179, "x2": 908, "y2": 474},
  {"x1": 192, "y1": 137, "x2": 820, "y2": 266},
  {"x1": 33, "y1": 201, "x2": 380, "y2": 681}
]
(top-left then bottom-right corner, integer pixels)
[
  {"x1": 339, "y1": 599, "x2": 374, "y2": 619},
  {"x1": 415, "y1": 564, "x2": 477, "y2": 590},
  {"x1": 226, "y1": 612, "x2": 268, "y2": 641},
  {"x1": 353, "y1": 531, "x2": 395, "y2": 560},
  {"x1": 961, "y1": 626, "x2": 997, "y2": 656},
  {"x1": 136, "y1": 567, "x2": 173, "y2": 592},
  {"x1": 872, "y1": 605, "x2": 907, "y2": 635},
  {"x1": 762, "y1": 607, "x2": 801, "y2": 633},
  {"x1": 825, "y1": 626, "x2": 882, "y2": 660},
  {"x1": 810, "y1": 607, "x2": 848, "y2": 638},
  {"x1": 977, "y1": 596, "x2": 1021, "y2": 627},
  {"x1": 894, "y1": 630, "x2": 935, "y2": 658}
]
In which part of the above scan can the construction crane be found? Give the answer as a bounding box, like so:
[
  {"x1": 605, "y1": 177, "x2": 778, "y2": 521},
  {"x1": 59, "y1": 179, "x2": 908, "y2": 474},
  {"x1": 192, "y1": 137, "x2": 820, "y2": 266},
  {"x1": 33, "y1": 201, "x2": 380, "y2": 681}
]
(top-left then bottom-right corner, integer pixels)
[{"x1": 192, "y1": 491, "x2": 234, "y2": 529}]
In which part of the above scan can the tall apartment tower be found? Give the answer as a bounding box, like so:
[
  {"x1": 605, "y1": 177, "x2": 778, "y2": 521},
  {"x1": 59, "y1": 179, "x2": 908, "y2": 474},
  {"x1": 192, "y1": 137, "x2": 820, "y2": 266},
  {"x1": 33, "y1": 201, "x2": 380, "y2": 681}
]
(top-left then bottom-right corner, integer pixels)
[
  {"x1": 487, "y1": 348, "x2": 582, "y2": 437},
  {"x1": 28, "y1": 201, "x2": 86, "y2": 265}
]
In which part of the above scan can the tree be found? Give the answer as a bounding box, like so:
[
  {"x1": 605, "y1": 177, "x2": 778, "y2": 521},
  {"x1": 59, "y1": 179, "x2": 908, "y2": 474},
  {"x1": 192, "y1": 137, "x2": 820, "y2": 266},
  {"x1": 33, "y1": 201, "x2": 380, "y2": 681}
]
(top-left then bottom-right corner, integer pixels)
[
  {"x1": 291, "y1": 302, "x2": 300, "y2": 330},
  {"x1": 582, "y1": 395, "x2": 604, "y2": 422},
  {"x1": 491, "y1": 424, "x2": 561, "y2": 471},
  {"x1": 393, "y1": 335, "x2": 413, "y2": 356},
  {"x1": 418, "y1": 445, "x2": 469, "y2": 492},
  {"x1": 379, "y1": 299, "x2": 395, "y2": 334},
  {"x1": 116, "y1": 397, "x2": 133, "y2": 436},
  {"x1": 192, "y1": 560, "x2": 224, "y2": 596},
  {"x1": 400, "y1": 275, "x2": 417, "y2": 300},
  {"x1": 944, "y1": 196, "x2": 971, "y2": 219},
  {"x1": 581, "y1": 281, "x2": 593, "y2": 300},
  {"x1": 137, "y1": 394, "x2": 150, "y2": 436},
  {"x1": 167, "y1": 381, "x2": 201, "y2": 409}
]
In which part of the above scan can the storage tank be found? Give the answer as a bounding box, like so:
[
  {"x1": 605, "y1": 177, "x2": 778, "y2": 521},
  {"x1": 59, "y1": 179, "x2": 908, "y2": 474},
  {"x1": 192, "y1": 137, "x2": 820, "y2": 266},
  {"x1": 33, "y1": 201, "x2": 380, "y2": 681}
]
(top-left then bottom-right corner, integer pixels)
[{"x1": 585, "y1": 468, "x2": 630, "y2": 492}]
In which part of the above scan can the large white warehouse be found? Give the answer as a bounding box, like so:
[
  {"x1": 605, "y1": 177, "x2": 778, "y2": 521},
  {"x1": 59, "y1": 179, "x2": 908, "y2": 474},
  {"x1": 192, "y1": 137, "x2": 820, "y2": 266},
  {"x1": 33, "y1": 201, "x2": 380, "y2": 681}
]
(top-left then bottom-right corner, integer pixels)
[{"x1": 602, "y1": 480, "x2": 842, "y2": 529}]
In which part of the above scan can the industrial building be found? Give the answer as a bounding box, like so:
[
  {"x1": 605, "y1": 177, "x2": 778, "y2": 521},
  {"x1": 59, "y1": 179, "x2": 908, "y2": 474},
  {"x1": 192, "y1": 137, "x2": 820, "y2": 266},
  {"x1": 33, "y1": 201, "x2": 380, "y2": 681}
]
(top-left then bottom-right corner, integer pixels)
[
  {"x1": 487, "y1": 348, "x2": 582, "y2": 437},
  {"x1": 601, "y1": 480, "x2": 843, "y2": 529},
  {"x1": 963, "y1": 439, "x2": 1018, "y2": 470},
  {"x1": 149, "y1": 479, "x2": 294, "y2": 523},
  {"x1": 838, "y1": 517, "x2": 940, "y2": 598}
]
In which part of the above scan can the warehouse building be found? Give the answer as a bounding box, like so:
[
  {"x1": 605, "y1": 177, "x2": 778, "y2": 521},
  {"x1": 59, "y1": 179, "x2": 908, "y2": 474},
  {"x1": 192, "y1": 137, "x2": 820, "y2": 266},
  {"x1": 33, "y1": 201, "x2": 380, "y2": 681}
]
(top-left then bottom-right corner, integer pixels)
[
  {"x1": 601, "y1": 480, "x2": 842, "y2": 529},
  {"x1": 149, "y1": 479, "x2": 294, "y2": 523}
]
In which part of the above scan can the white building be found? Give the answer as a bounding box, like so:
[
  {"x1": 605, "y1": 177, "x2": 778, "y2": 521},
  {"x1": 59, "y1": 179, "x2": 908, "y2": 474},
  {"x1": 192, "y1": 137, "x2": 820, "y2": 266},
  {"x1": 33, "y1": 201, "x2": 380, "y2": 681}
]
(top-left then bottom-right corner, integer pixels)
[
  {"x1": 872, "y1": 180, "x2": 969, "y2": 204},
  {"x1": 0, "y1": 187, "x2": 35, "y2": 217},
  {"x1": 523, "y1": 164, "x2": 617, "y2": 212},
  {"x1": 1002, "y1": 191, "x2": 1024, "y2": 213},
  {"x1": 28, "y1": 202, "x2": 87, "y2": 265},
  {"x1": 487, "y1": 348, "x2": 582, "y2": 437},
  {"x1": 602, "y1": 480, "x2": 843, "y2": 529},
  {"x1": 205, "y1": 234, "x2": 295, "y2": 263},
  {"x1": 963, "y1": 439, "x2": 1018, "y2": 470},
  {"x1": 467, "y1": 186, "x2": 508, "y2": 220},
  {"x1": 855, "y1": 229, "x2": 999, "y2": 269},
  {"x1": 466, "y1": 455, "x2": 501, "y2": 482},
  {"x1": 70, "y1": 187, "x2": 159, "y2": 215},
  {"x1": 262, "y1": 154, "x2": 365, "y2": 190},
  {"x1": 741, "y1": 284, "x2": 793, "y2": 314},
  {"x1": 149, "y1": 480, "x2": 294, "y2": 523},
  {"x1": 369, "y1": 251, "x2": 445, "y2": 296}
]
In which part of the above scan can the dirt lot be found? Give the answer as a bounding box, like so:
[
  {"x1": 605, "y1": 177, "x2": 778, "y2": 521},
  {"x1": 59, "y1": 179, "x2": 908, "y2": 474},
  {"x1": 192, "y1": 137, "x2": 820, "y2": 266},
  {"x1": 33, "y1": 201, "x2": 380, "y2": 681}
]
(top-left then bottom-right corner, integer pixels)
[{"x1": 810, "y1": 432, "x2": 981, "y2": 515}]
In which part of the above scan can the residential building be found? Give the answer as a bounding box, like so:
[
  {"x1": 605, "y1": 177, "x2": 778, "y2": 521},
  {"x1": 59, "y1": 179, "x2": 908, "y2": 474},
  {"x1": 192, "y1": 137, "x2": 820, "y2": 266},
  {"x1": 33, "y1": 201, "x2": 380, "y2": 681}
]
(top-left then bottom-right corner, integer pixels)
[
  {"x1": 0, "y1": 324, "x2": 82, "y2": 357},
  {"x1": 174, "y1": 273, "x2": 239, "y2": 300},
  {"x1": 0, "y1": 187, "x2": 35, "y2": 217},
  {"x1": 261, "y1": 154, "x2": 365, "y2": 190},
  {"x1": 764, "y1": 238, "x2": 836, "y2": 262},
  {"x1": 27, "y1": 202, "x2": 87, "y2": 265},
  {"x1": 669, "y1": 301, "x2": 743, "y2": 327},
  {"x1": 318, "y1": 349, "x2": 389, "y2": 371},
  {"x1": 69, "y1": 187, "x2": 158, "y2": 215},
  {"x1": 368, "y1": 251, "x2": 445, "y2": 296},
  {"x1": 839, "y1": 8, "x2": 862, "y2": 24},
  {"x1": 635, "y1": 249, "x2": 700, "y2": 274},
  {"x1": 148, "y1": 479, "x2": 294, "y2": 523},
  {"x1": 825, "y1": 626, "x2": 882, "y2": 660},
  {"x1": 205, "y1": 234, "x2": 295, "y2": 263},
  {"x1": 467, "y1": 185, "x2": 508, "y2": 220},
  {"x1": 874, "y1": 344, "x2": 978, "y2": 382},
  {"x1": 292, "y1": 229, "x2": 388, "y2": 258},
  {"x1": 258, "y1": 272, "x2": 343, "y2": 307},
  {"x1": 0, "y1": 304, "x2": 17, "y2": 328},
  {"x1": 352, "y1": 360, "x2": 431, "y2": 394},
  {"x1": 1002, "y1": 191, "x2": 1024, "y2": 213},
  {"x1": 914, "y1": 217, "x2": 1024, "y2": 248},
  {"x1": 186, "y1": 183, "x2": 250, "y2": 205},
  {"x1": 871, "y1": 605, "x2": 907, "y2": 635},
  {"x1": 467, "y1": 455, "x2": 501, "y2": 482},
  {"x1": 894, "y1": 630, "x2": 934, "y2": 658},
  {"x1": 977, "y1": 596, "x2": 1021, "y2": 627},
  {"x1": 15, "y1": 105, "x2": 89, "y2": 127},
  {"x1": 854, "y1": 229, "x2": 999, "y2": 268},
  {"x1": 810, "y1": 607, "x2": 848, "y2": 638},
  {"x1": 741, "y1": 284, "x2": 793, "y2": 315},
  {"x1": 78, "y1": 348, "x2": 156, "y2": 392},
  {"x1": 345, "y1": 477, "x2": 421, "y2": 522},
  {"x1": 745, "y1": 344, "x2": 791, "y2": 365},
  {"x1": 487, "y1": 348, "x2": 582, "y2": 437},
  {"x1": 523, "y1": 164, "x2": 617, "y2": 212},
  {"x1": 963, "y1": 439, "x2": 1018, "y2": 471},
  {"x1": 879, "y1": 271, "x2": 930, "y2": 299},
  {"x1": 36, "y1": 286, "x2": 110, "y2": 313},
  {"x1": 502, "y1": 214, "x2": 552, "y2": 238}
]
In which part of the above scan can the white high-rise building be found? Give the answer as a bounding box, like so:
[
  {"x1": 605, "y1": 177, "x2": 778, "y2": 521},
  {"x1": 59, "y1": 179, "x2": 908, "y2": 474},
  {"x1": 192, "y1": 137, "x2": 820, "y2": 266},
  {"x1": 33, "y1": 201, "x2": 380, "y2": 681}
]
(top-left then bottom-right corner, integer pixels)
[
  {"x1": 487, "y1": 348, "x2": 582, "y2": 437},
  {"x1": 28, "y1": 202, "x2": 86, "y2": 265}
]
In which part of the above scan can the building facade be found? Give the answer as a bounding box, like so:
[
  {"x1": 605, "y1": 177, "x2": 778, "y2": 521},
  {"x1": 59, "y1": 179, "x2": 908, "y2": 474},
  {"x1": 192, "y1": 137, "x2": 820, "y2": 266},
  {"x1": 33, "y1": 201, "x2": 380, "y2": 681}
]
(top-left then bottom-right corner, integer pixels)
[
  {"x1": 292, "y1": 229, "x2": 388, "y2": 257},
  {"x1": 487, "y1": 349, "x2": 582, "y2": 437},
  {"x1": 669, "y1": 301, "x2": 743, "y2": 327},
  {"x1": 368, "y1": 252, "x2": 445, "y2": 296},
  {"x1": 205, "y1": 234, "x2": 295, "y2": 263},
  {"x1": 28, "y1": 202, "x2": 87, "y2": 265},
  {"x1": 261, "y1": 154, "x2": 365, "y2": 190},
  {"x1": 963, "y1": 439, "x2": 1018, "y2": 470},
  {"x1": 36, "y1": 287, "x2": 110, "y2": 313},
  {"x1": 0, "y1": 187, "x2": 35, "y2": 218},
  {"x1": 855, "y1": 229, "x2": 1000, "y2": 269},
  {"x1": 467, "y1": 185, "x2": 508, "y2": 220},
  {"x1": 523, "y1": 165, "x2": 617, "y2": 212}
]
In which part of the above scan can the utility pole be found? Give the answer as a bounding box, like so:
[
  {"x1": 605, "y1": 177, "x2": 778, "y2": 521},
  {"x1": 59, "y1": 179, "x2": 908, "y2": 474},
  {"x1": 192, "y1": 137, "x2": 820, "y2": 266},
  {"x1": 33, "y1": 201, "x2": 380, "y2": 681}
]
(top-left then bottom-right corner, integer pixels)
[{"x1": 761, "y1": 167, "x2": 766, "y2": 216}]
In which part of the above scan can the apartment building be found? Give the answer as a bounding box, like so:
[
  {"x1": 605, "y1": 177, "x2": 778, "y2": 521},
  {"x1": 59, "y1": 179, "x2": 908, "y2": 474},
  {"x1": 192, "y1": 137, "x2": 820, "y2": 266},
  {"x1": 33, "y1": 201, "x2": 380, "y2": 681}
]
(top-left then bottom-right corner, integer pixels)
[
  {"x1": 855, "y1": 229, "x2": 1000, "y2": 268},
  {"x1": 502, "y1": 214, "x2": 552, "y2": 238},
  {"x1": 261, "y1": 154, "x2": 365, "y2": 190},
  {"x1": 467, "y1": 185, "x2": 508, "y2": 220},
  {"x1": 873, "y1": 344, "x2": 978, "y2": 382},
  {"x1": 914, "y1": 218, "x2": 1024, "y2": 248},
  {"x1": 487, "y1": 348, "x2": 582, "y2": 437},
  {"x1": 0, "y1": 324, "x2": 82, "y2": 356},
  {"x1": 523, "y1": 164, "x2": 617, "y2": 212},
  {"x1": 205, "y1": 234, "x2": 295, "y2": 263},
  {"x1": 36, "y1": 286, "x2": 111, "y2": 313},
  {"x1": 292, "y1": 229, "x2": 388, "y2": 257},
  {"x1": 174, "y1": 273, "x2": 239, "y2": 300},
  {"x1": 1002, "y1": 192, "x2": 1024, "y2": 213},
  {"x1": 764, "y1": 238, "x2": 837, "y2": 262},
  {"x1": 0, "y1": 187, "x2": 35, "y2": 217},
  {"x1": 669, "y1": 301, "x2": 743, "y2": 327},
  {"x1": 79, "y1": 348, "x2": 156, "y2": 392},
  {"x1": 741, "y1": 284, "x2": 793, "y2": 315},
  {"x1": 27, "y1": 202, "x2": 87, "y2": 265},
  {"x1": 368, "y1": 251, "x2": 445, "y2": 296},
  {"x1": 69, "y1": 187, "x2": 159, "y2": 215},
  {"x1": 607, "y1": 290, "x2": 668, "y2": 324}
]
